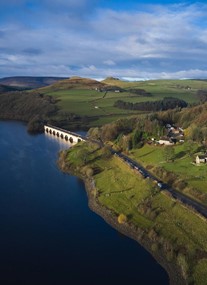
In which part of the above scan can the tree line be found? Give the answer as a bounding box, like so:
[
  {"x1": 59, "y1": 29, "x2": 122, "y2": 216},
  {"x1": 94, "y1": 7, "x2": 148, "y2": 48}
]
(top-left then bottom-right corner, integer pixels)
[
  {"x1": 128, "y1": 88, "x2": 152, "y2": 96},
  {"x1": 114, "y1": 97, "x2": 188, "y2": 112}
]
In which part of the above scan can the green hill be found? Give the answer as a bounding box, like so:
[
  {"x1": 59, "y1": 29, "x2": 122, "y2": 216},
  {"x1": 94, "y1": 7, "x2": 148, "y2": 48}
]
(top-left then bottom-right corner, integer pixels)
[
  {"x1": 2, "y1": 76, "x2": 207, "y2": 131},
  {"x1": 35, "y1": 77, "x2": 207, "y2": 126}
]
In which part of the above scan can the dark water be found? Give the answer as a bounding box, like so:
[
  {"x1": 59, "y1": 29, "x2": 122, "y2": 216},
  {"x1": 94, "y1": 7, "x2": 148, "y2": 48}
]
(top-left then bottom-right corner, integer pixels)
[{"x1": 0, "y1": 121, "x2": 168, "y2": 285}]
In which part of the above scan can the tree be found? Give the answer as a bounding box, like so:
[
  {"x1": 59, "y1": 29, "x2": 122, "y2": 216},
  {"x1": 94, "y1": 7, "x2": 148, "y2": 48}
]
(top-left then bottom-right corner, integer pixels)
[
  {"x1": 85, "y1": 167, "x2": 94, "y2": 177},
  {"x1": 102, "y1": 146, "x2": 112, "y2": 159},
  {"x1": 177, "y1": 254, "x2": 189, "y2": 280},
  {"x1": 77, "y1": 148, "x2": 89, "y2": 166},
  {"x1": 184, "y1": 141, "x2": 194, "y2": 157},
  {"x1": 163, "y1": 146, "x2": 175, "y2": 162},
  {"x1": 88, "y1": 127, "x2": 101, "y2": 140},
  {"x1": 101, "y1": 123, "x2": 119, "y2": 141},
  {"x1": 132, "y1": 130, "x2": 143, "y2": 148},
  {"x1": 119, "y1": 134, "x2": 132, "y2": 151},
  {"x1": 187, "y1": 124, "x2": 203, "y2": 143},
  {"x1": 117, "y1": 213, "x2": 127, "y2": 224}
]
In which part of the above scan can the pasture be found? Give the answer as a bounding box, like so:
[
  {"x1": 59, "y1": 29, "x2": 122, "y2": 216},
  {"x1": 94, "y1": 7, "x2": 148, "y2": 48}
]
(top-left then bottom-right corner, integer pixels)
[
  {"x1": 38, "y1": 78, "x2": 207, "y2": 126},
  {"x1": 131, "y1": 143, "x2": 207, "y2": 197}
]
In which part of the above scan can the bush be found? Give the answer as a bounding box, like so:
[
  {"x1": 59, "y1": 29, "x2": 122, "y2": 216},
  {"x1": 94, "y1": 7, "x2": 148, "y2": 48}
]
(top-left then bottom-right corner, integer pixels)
[
  {"x1": 151, "y1": 243, "x2": 159, "y2": 252},
  {"x1": 117, "y1": 213, "x2": 127, "y2": 224},
  {"x1": 86, "y1": 167, "x2": 94, "y2": 177},
  {"x1": 177, "y1": 254, "x2": 189, "y2": 280},
  {"x1": 27, "y1": 116, "x2": 45, "y2": 133},
  {"x1": 148, "y1": 229, "x2": 158, "y2": 241}
]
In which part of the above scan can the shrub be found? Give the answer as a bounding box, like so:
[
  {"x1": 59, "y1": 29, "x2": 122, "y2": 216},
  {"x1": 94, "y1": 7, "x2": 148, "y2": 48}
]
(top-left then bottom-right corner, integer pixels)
[
  {"x1": 151, "y1": 243, "x2": 159, "y2": 253},
  {"x1": 177, "y1": 254, "x2": 189, "y2": 280},
  {"x1": 86, "y1": 167, "x2": 94, "y2": 177},
  {"x1": 117, "y1": 213, "x2": 127, "y2": 224}
]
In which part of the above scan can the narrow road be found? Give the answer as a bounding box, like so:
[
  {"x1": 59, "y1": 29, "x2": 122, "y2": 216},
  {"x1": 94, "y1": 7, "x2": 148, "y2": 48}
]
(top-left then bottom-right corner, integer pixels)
[{"x1": 112, "y1": 150, "x2": 207, "y2": 219}]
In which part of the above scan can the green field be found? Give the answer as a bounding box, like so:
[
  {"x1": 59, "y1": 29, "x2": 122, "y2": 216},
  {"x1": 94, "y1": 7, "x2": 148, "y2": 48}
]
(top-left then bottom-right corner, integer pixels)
[
  {"x1": 63, "y1": 141, "x2": 207, "y2": 284},
  {"x1": 130, "y1": 143, "x2": 207, "y2": 201},
  {"x1": 42, "y1": 89, "x2": 142, "y2": 116},
  {"x1": 37, "y1": 78, "x2": 207, "y2": 126}
]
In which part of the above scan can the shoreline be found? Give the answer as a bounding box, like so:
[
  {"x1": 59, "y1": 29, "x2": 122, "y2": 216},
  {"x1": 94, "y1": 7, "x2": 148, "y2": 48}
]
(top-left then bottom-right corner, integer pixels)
[{"x1": 58, "y1": 155, "x2": 186, "y2": 285}]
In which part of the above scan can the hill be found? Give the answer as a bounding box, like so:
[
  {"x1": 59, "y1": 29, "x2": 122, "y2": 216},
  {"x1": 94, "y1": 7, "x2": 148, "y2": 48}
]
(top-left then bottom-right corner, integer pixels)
[
  {"x1": 36, "y1": 77, "x2": 207, "y2": 126},
  {"x1": 0, "y1": 76, "x2": 68, "y2": 89},
  {"x1": 39, "y1": 76, "x2": 110, "y2": 91},
  {"x1": 2, "y1": 76, "x2": 207, "y2": 132},
  {"x1": 102, "y1": 77, "x2": 134, "y2": 88},
  {"x1": 157, "y1": 101, "x2": 207, "y2": 132},
  {"x1": 0, "y1": 84, "x2": 24, "y2": 93}
]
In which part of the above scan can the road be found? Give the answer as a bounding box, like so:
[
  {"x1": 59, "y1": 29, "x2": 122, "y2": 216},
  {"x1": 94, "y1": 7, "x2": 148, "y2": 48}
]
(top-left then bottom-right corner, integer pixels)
[{"x1": 112, "y1": 150, "x2": 207, "y2": 219}]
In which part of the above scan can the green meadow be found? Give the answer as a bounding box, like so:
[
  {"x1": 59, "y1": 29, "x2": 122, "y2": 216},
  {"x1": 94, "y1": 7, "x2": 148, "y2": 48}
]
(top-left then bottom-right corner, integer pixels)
[
  {"x1": 130, "y1": 143, "x2": 207, "y2": 201},
  {"x1": 38, "y1": 78, "x2": 207, "y2": 126}
]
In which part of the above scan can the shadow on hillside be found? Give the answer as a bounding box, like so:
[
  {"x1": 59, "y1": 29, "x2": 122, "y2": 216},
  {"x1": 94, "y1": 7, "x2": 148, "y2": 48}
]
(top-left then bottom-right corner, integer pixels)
[
  {"x1": 138, "y1": 150, "x2": 156, "y2": 158},
  {"x1": 174, "y1": 151, "x2": 186, "y2": 159}
]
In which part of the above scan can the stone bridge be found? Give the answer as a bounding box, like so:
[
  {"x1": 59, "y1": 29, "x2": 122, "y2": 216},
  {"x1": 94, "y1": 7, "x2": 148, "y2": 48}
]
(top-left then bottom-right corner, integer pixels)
[{"x1": 44, "y1": 124, "x2": 86, "y2": 144}]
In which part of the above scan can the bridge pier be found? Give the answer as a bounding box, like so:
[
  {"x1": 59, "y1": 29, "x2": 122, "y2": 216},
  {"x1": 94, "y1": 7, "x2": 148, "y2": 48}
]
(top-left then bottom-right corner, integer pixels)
[{"x1": 44, "y1": 125, "x2": 86, "y2": 144}]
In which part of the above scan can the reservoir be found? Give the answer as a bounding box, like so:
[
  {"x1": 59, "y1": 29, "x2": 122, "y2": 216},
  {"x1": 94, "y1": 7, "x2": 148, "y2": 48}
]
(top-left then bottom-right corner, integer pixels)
[{"x1": 0, "y1": 121, "x2": 168, "y2": 285}]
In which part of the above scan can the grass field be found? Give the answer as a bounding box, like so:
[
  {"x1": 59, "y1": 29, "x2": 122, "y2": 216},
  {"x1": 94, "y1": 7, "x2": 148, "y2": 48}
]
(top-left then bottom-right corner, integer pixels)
[
  {"x1": 36, "y1": 78, "x2": 207, "y2": 127},
  {"x1": 193, "y1": 259, "x2": 207, "y2": 285},
  {"x1": 130, "y1": 143, "x2": 207, "y2": 196},
  {"x1": 64, "y1": 141, "x2": 207, "y2": 284}
]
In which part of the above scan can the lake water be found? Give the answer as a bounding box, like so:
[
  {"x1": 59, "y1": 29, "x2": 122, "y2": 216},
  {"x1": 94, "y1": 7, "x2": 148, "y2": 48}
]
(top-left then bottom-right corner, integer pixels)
[{"x1": 0, "y1": 121, "x2": 168, "y2": 285}]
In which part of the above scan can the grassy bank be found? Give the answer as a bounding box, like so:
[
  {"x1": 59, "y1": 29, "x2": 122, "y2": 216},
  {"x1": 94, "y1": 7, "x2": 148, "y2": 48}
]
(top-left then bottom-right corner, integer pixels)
[{"x1": 58, "y1": 141, "x2": 207, "y2": 285}]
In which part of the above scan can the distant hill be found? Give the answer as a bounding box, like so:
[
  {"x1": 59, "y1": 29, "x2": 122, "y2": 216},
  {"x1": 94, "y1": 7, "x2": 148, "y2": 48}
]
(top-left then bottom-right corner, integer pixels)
[
  {"x1": 38, "y1": 76, "x2": 125, "y2": 92},
  {"x1": 102, "y1": 77, "x2": 130, "y2": 88},
  {"x1": 39, "y1": 76, "x2": 107, "y2": 91},
  {"x1": 0, "y1": 84, "x2": 23, "y2": 93},
  {"x1": 0, "y1": 76, "x2": 68, "y2": 89}
]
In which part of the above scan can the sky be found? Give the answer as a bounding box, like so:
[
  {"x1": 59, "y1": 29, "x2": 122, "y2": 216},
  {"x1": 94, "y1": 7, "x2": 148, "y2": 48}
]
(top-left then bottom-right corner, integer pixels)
[{"x1": 1, "y1": 0, "x2": 207, "y2": 80}]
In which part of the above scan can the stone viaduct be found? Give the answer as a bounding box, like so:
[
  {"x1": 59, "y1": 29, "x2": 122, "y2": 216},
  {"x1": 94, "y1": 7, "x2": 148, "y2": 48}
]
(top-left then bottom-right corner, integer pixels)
[{"x1": 44, "y1": 124, "x2": 86, "y2": 144}]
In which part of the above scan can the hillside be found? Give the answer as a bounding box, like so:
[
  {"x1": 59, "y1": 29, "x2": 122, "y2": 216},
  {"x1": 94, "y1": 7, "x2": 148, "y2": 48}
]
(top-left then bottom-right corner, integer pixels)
[
  {"x1": 155, "y1": 101, "x2": 207, "y2": 130},
  {"x1": 2, "y1": 76, "x2": 207, "y2": 132},
  {"x1": 102, "y1": 77, "x2": 135, "y2": 88},
  {"x1": 35, "y1": 77, "x2": 207, "y2": 127},
  {"x1": 0, "y1": 76, "x2": 68, "y2": 89},
  {"x1": 177, "y1": 102, "x2": 207, "y2": 128},
  {"x1": 39, "y1": 76, "x2": 110, "y2": 91},
  {"x1": 0, "y1": 84, "x2": 24, "y2": 92}
]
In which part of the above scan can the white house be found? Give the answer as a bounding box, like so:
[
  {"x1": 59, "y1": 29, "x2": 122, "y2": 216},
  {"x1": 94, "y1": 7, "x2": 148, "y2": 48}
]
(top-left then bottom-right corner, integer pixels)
[
  {"x1": 158, "y1": 140, "x2": 174, "y2": 146},
  {"x1": 196, "y1": 155, "x2": 207, "y2": 164}
]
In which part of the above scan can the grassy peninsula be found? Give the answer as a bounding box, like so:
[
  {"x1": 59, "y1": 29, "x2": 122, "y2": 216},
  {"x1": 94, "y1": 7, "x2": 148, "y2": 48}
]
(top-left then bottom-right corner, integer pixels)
[{"x1": 58, "y1": 140, "x2": 207, "y2": 285}]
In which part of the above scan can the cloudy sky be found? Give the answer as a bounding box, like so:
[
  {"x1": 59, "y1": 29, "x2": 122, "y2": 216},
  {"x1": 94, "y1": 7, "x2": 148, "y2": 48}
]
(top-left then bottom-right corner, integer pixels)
[{"x1": 0, "y1": 0, "x2": 207, "y2": 80}]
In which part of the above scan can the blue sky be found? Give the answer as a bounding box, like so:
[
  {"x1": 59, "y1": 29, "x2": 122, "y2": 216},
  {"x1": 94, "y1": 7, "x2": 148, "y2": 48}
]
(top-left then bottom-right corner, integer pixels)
[{"x1": 0, "y1": 0, "x2": 207, "y2": 79}]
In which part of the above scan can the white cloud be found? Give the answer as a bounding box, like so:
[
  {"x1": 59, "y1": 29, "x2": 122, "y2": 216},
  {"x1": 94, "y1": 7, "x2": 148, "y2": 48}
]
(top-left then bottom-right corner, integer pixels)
[
  {"x1": 1, "y1": 2, "x2": 207, "y2": 79},
  {"x1": 103, "y1": 60, "x2": 116, "y2": 66}
]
